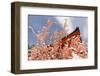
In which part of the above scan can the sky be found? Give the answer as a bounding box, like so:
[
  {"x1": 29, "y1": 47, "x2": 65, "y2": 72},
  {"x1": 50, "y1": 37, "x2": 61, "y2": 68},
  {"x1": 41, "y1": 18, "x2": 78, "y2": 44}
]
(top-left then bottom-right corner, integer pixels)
[{"x1": 28, "y1": 15, "x2": 88, "y2": 47}]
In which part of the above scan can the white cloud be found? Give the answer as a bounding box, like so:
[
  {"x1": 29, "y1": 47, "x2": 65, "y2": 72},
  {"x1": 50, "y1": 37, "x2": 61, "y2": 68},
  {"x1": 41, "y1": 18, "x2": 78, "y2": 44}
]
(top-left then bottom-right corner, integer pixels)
[{"x1": 56, "y1": 17, "x2": 74, "y2": 34}]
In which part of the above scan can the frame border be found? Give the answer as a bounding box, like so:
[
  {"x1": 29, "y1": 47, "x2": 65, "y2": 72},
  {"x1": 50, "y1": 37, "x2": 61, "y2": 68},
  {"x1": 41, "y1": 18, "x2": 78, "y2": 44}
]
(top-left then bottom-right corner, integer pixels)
[{"x1": 11, "y1": 2, "x2": 98, "y2": 74}]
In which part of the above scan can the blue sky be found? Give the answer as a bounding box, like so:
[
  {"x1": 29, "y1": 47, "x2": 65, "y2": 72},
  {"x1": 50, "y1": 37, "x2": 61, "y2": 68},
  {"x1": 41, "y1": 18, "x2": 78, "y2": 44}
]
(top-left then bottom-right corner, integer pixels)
[{"x1": 28, "y1": 15, "x2": 88, "y2": 47}]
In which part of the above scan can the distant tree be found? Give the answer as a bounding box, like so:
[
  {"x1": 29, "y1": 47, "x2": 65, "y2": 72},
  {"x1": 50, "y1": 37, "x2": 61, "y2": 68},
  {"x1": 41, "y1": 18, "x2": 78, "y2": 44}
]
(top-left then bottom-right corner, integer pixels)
[
  {"x1": 30, "y1": 44, "x2": 35, "y2": 49},
  {"x1": 28, "y1": 45, "x2": 31, "y2": 49}
]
